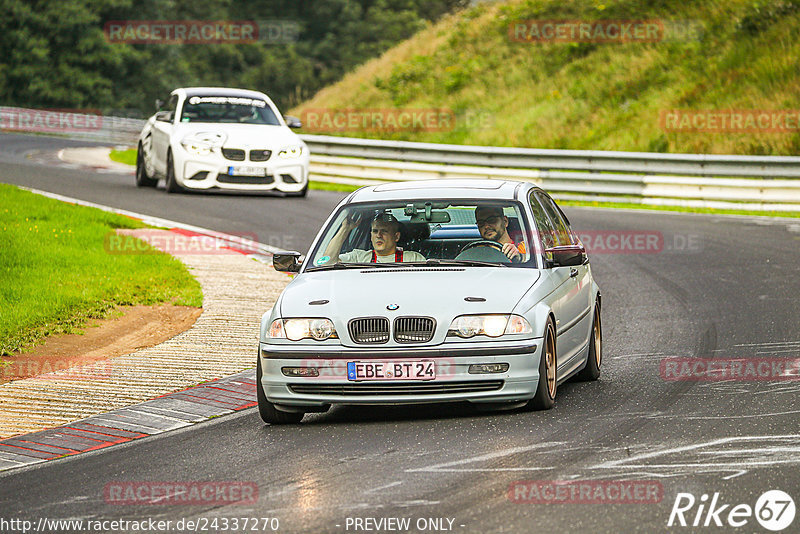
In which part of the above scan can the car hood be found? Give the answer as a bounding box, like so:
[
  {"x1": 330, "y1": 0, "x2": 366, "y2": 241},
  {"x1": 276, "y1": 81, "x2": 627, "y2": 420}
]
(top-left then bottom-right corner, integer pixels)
[
  {"x1": 279, "y1": 267, "x2": 540, "y2": 327},
  {"x1": 173, "y1": 123, "x2": 301, "y2": 149}
]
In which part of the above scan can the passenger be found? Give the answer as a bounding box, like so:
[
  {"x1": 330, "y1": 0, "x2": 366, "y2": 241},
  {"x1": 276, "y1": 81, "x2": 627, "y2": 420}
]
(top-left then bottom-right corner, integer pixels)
[
  {"x1": 474, "y1": 206, "x2": 526, "y2": 261},
  {"x1": 323, "y1": 212, "x2": 426, "y2": 263}
]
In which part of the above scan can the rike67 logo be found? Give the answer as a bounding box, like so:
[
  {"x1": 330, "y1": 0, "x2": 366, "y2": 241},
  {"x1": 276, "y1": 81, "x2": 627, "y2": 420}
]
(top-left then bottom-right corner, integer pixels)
[{"x1": 668, "y1": 490, "x2": 795, "y2": 531}]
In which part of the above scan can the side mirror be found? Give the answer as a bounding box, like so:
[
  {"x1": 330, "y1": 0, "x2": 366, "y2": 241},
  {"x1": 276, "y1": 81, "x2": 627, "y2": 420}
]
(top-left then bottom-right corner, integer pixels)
[
  {"x1": 155, "y1": 99, "x2": 164, "y2": 111},
  {"x1": 545, "y1": 245, "x2": 586, "y2": 267},
  {"x1": 155, "y1": 110, "x2": 173, "y2": 122},
  {"x1": 284, "y1": 115, "x2": 302, "y2": 129},
  {"x1": 273, "y1": 252, "x2": 303, "y2": 272}
]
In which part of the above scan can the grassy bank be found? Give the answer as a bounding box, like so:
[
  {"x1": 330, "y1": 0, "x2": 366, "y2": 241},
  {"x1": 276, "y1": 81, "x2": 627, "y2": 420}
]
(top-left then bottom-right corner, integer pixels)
[
  {"x1": 0, "y1": 184, "x2": 202, "y2": 355},
  {"x1": 109, "y1": 148, "x2": 136, "y2": 166},
  {"x1": 292, "y1": 0, "x2": 800, "y2": 155}
]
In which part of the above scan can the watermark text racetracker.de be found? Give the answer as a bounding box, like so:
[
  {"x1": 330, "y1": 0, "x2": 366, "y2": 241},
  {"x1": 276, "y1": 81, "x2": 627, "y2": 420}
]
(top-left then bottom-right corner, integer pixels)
[
  {"x1": 104, "y1": 481, "x2": 257, "y2": 506},
  {"x1": 660, "y1": 109, "x2": 800, "y2": 133},
  {"x1": 104, "y1": 230, "x2": 294, "y2": 255},
  {"x1": 298, "y1": 108, "x2": 494, "y2": 133},
  {"x1": 661, "y1": 357, "x2": 800, "y2": 381},
  {"x1": 0, "y1": 107, "x2": 102, "y2": 134},
  {"x1": 104, "y1": 20, "x2": 300, "y2": 44},
  {"x1": 575, "y1": 230, "x2": 701, "y2": 255},
  {"x1": 0, "y1": 517, "x2": 280, "y2": 533},
  {"x1": 508, "y1": 19, "x2": 703, "y2": 43},
  {"x1": 2, "y1": 360, "x2": 112, "y2": 382},
  {"x1": 508, "y1": 480, "x2": 663, "y2": 504}
]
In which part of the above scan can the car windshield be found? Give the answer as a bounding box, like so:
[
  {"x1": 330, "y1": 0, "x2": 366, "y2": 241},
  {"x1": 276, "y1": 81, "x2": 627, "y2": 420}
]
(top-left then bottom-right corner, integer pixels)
[
  {"x1": 180, "y1": 95, "x2": 281, "y2": 125},
  {"x1": 307, "y1": 200, "x2": 534, "y2": 270}
]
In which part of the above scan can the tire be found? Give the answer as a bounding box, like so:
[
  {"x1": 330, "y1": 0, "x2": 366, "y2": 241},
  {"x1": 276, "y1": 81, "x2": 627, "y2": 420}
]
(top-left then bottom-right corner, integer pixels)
[
  {"x1": 165, "y1": 150, "x2": 184, "y2": 194},
  {"x1": 527, "y1": 318, "x2": 557, "y2": 410},
  {"x1": 135, "y1": 145, "x2": 158, "y2": 188},
  {"x1": 575, "y1": 303, "x2": 602, "y2": 382},
  {"x1": 256, "y1": 354, "x2": 304, "y2": 424}
]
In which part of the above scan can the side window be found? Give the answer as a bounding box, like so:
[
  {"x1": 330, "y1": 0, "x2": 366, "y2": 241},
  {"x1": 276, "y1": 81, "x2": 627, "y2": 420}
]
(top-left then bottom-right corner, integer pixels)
[
  {"x1": 535, "y1": 192, "x2": 573, "y2": 246},
  {"x1": 166, "y1": 95, "x2": 178, "y2": 121},
  {"x1": 529, "y1": 191, "x2": 556, "y2": 251}
]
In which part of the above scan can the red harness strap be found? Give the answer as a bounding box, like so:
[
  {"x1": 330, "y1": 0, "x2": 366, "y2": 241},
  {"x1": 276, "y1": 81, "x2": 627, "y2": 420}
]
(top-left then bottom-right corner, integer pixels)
[{"x1": 371, "y1": 248, "x2": 403, "y2": 263}]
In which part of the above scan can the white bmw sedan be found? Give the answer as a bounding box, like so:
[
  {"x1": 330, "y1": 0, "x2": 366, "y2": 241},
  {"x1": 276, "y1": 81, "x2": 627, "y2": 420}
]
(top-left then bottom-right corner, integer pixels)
[
  {"x1": 136, "y1": 87, "x2": 309, "y2": 195},
  {"x1": 257, "y1": 179, "x2": 602, "y2": 424}
]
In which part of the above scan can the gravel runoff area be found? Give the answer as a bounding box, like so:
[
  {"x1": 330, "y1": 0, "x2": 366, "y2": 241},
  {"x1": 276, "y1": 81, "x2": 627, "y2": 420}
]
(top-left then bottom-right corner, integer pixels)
[{"x1": 0, "y1": 234, "x2": 290, "y2": 439}]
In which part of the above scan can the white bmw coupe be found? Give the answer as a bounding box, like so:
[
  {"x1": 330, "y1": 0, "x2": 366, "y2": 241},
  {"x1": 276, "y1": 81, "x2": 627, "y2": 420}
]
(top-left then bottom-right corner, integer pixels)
[{"x1": 136, "y1": 87, "x2": 309, "y2": 196}]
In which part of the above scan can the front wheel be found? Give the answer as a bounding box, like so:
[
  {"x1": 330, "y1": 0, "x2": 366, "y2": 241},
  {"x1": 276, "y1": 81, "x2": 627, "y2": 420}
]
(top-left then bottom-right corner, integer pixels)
[
  {"x1": 575, "y1": 303, "x2": 601, "y2": 382},
  {"x1": 527, "y1": 318, "x2": 557, "y2": 410},
  {"x1": 165, "y1": 151, "x2": 184, "y2": 194},
  {"x1": 256, "y1": 354, "x2": 304, "y2": 424},
  {"x1": 135, "y1": 145, "x2": 158, "y2": 188}
]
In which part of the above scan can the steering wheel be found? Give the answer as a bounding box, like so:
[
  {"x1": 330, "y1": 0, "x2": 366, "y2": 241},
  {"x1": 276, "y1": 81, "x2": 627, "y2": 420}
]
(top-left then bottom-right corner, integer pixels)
[{"x1": 457, "y1": 240, "x2": 521, "y2": 263}]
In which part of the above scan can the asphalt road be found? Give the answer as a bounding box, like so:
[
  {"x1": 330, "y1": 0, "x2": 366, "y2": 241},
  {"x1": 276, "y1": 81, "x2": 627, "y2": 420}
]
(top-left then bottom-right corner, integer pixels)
[{"x1": 2, "y1": 133, "x2": 800, "y2": 534}]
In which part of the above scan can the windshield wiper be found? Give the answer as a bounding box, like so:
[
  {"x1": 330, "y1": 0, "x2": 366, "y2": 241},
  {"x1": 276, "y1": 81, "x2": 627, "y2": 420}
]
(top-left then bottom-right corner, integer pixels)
[
  {"x1": 306, "y1": 261, "x2": 408, "y2": 272},
  {"x1": 419, "y1": 259, "x2": 508, "y2": 268}
]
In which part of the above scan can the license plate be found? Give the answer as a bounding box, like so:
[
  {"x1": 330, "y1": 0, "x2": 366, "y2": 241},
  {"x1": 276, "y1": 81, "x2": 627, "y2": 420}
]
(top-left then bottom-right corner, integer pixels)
[
  {"x1": 347, "y1": 361, "x2": 435, "y2": 381},
  {"x1": 227, "y1": 166, "x2": 266, "y2": 177}
]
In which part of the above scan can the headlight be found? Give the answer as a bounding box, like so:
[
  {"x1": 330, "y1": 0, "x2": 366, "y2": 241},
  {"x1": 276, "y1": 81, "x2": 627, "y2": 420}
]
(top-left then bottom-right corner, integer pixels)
[
  {"x1": 447, "y1": 314, "x2": 532, "y2": 339},
  {"x1": 181, "y1": 142, "x2": 213, "y2": 155},
  {"x1": 278, "y1": 145, "x2": 303, "y2": 159},
  {"x1": 180, "y1": 132, "x2": 226, "y2": 155},
  {"x1": 267, "y1": 318, "x2": 338, "y2": 341}
]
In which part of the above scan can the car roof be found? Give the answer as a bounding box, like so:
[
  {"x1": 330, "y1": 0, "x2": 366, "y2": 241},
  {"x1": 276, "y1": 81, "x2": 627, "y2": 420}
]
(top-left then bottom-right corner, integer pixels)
[
  {"x1": 347, "y1": 179, "x2": 535, "y2": 203},
  {"x1": 174, "y1": 87, "x2": 270, "y2": 100}
]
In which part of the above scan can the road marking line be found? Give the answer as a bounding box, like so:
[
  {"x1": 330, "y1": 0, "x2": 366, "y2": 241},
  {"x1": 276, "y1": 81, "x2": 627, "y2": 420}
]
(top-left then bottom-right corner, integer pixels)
[
  {"x1": 364, "y1": 481, "x2": 403, "y2": 494},
  {"x1": 594, "y1": 434, "x2": 800, "y2": 470},
  {"x1": 406, "y1": 442, "x2": 564, "y2": 473}
]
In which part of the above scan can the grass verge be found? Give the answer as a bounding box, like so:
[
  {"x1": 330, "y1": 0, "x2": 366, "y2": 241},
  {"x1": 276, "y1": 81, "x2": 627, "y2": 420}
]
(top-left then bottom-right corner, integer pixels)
[
  {"x1": 110, "y1": 148, "x2": 136, "y2": 166},
  {"x1": 0, "y1": 184, "x2": 203, "y2": 356}
]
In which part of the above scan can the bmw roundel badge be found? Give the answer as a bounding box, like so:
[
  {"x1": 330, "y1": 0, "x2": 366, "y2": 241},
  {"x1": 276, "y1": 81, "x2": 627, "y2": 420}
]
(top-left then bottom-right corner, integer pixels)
[{"x1": 386, "y1": 304, "x2": 400, "y2": 311}]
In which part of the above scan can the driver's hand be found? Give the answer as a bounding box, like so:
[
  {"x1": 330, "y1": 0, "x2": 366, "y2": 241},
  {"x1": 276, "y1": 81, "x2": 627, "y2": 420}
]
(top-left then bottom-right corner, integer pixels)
[
  {"x1": 342, "y1": 213, "x2": 362, "y2": 232},
  {"x1": 501, "y1": 243, "x2": 521, "y2": 261}
]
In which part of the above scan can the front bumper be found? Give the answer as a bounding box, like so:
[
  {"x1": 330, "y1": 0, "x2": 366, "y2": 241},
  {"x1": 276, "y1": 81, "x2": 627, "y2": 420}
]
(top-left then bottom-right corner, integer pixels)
[
  {"x1": 259, "y1": 340, "x2": 542, "y2": 407},
  {"x1": 176, "y1": 152, "x2": 308, "y2": 192}
]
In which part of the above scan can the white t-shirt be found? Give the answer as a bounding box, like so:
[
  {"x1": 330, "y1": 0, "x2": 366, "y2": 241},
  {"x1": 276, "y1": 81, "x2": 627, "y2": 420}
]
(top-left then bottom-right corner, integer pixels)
[{"x1": 339, "y1": 248, "x2": 425, "y2": 263}]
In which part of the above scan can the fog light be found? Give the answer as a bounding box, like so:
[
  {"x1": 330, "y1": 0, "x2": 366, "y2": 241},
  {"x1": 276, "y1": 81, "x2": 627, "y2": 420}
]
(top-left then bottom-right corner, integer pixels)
[
  {"x1": 282, "y1": 367, "x2": 320, "y2": 377},
  {"x1": 469, "y1": 363, "x2": 510, "y2": 374}
]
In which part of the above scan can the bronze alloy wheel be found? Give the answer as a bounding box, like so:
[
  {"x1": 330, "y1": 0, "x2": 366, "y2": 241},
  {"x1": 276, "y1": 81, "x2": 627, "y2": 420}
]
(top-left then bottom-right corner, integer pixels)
[
  {"x1": 545, "y1": 324, "x2": 556, "y2": 399},
  {"x1": 528, "y1": 318, "x2": 557, "y2": 410},
  {"x1": 593, "y1": 311, "x2": 602, "y2": 369}
]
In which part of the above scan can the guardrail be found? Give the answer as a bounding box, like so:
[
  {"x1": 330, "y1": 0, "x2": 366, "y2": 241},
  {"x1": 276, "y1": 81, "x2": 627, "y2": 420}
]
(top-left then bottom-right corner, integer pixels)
[
  {"x1": 301, "y1": 134, "x2": 800, "y2": 211},
  {"x1": 0, "y1": 106, "x2": 144, "y2": 145},
  {"x1": 2, "y1": 106, "x2": 798, "y2": 210}
]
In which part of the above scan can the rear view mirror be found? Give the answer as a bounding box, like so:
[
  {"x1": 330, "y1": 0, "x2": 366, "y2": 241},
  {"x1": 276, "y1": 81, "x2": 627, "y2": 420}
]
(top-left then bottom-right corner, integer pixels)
[
  {"x1": 155, "y1": 110, "x2": 173, "y2": 122},
  {"x1": 404, "y1": 202, "x2": 451, "y2": 223},
  {"x1": 284, "y1": 115, "x2": 302, "y2": 129},
  {"x1": 409, "y1": 212, "x2": 450, "y2": 223},
  {"x1": 545, "y1": 245, "x2": 586, "y2": 267},
  {"x1": 274, "y1": 252, "x2": 303, "y2": 272}
]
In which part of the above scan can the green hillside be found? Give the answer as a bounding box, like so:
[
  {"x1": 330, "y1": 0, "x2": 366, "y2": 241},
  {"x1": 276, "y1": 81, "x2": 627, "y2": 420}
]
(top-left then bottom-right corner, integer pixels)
[{"x1": 292, "y1": 0, "x2": 800, "y2": 155}]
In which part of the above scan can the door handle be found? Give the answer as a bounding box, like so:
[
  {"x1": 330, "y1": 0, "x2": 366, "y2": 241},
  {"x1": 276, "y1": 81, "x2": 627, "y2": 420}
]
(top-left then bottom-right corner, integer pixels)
[{"x1": 569, "y1": 268, "x2": 579, "y2": 278}]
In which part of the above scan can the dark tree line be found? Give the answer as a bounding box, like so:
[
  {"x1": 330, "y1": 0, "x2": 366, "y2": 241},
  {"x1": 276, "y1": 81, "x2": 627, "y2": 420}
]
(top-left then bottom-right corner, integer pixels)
[{"x1": 0, "y1": 0, "x2": 467, "y2": 115}]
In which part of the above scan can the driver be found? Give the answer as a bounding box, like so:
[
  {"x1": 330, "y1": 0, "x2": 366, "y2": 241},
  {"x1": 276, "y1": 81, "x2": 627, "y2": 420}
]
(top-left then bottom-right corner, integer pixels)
[
  {"x1": 474, "y1": 206, "x2": 526, "y2": 261},
  {"x1": 322, "y1": 212, "x2": 426, "y2": 263}
]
